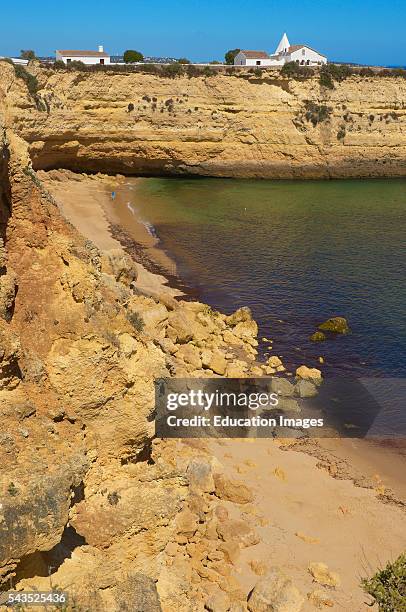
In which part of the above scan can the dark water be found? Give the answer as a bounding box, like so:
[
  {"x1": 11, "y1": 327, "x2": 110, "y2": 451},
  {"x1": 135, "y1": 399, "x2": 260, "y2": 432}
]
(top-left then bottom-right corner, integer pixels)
[{"x1": 130, "y1": 178, "x2": 406, "y2": 378}]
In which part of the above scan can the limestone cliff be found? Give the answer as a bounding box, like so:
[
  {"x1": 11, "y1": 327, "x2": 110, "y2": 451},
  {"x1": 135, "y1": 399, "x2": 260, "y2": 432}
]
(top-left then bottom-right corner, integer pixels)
[
  {"x1": 4, "y1": 62, "x2": 406, "y2": 178},
  {"x1": 0, "y1": 61, "x2": 266, "y2": 610}
]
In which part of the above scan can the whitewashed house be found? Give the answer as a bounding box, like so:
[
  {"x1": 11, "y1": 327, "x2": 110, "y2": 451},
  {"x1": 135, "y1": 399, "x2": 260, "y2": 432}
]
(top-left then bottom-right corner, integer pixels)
[
  {"x1": 233, "y1": 50, "x2": 274, "y2": 67},
  {"x1": 234, "y1": 34, "x2": 327, "y2": 67},
  {"x1": 56, "y1": 46, "x2": 110, "y2": 65}
]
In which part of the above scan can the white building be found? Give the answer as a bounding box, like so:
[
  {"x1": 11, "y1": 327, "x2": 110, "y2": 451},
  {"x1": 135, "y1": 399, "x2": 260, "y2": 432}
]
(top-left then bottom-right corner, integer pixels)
[
  {"x1": 233, "y1": 50, "x2": 274, "y2": 67},
  {"x1": 55, "y1": 46, "x2": 110, "y2": 65},
  {"x1": 234, "y1": 33, "x2": 327, "y2": 67},
  {"x1": 0, "y1": 57, "x2": 29, "y2": 65}
]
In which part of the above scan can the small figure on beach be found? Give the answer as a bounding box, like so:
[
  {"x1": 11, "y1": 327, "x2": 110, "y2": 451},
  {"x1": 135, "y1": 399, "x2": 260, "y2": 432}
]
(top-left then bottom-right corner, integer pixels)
[{"x1": 111, "y1": 191, "x2": 116, "y2": 200}]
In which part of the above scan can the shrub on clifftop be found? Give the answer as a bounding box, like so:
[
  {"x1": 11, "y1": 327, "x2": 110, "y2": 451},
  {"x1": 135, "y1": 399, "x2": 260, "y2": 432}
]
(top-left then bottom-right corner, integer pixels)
[
  {"x1": 362, "y1": 553, "x2": 406, "y2": 611},
  {"x1": 320, "y1": 63, "x2": 354, "y2": 89},
  {"x1": 161, "y1": 63, "x2": 184, "y2": 78},
  {"x1": 280, "y1": 61, "x2": 313, "y2": 78},
  {"x1": 13, "y1": 64, "x2": 39, "y2": 95}
]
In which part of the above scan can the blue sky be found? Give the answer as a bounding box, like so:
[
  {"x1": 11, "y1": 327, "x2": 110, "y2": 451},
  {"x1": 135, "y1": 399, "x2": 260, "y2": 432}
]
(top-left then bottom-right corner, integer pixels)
[{"x1": 2, "y1": 0, "x2": 405, "y2": 66}]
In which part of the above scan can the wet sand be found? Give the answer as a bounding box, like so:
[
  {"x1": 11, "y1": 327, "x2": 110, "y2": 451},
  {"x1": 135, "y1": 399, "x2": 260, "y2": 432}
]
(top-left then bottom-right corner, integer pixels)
[{"x1": 39, "y1": 170, "x2": 183, "y2": 300}]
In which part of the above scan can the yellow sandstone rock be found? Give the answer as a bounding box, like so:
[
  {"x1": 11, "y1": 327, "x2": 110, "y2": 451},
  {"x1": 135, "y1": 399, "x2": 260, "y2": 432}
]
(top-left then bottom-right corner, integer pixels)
[
  {"x1": 296, "y1": 365, "x2": 322, "y2": 382},
  {"x1": 308, "y1": 562, "x2": 341, "y2": 588}
]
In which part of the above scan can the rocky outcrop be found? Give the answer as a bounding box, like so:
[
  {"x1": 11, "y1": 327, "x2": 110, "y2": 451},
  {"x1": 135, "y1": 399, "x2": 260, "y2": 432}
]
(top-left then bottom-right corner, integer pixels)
[
  {"x1": 1, "y1": 61, "x2": 406, "y2": 179},
  {"x1": 0, "y1": 73, "x2": 266, "y2": 606},
  {"x1": 318, "y1": 316, "x2": 350, "y2": 334}
]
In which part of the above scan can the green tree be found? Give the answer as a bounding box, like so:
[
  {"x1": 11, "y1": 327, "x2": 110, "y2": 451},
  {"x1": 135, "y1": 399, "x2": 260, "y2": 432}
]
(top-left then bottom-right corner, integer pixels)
[
  {"x1": 123, "y1": 50, "x2": 144, "y2": 64},
  {"x1": 225, "y1": 49, "x2": 240, "y2": 65},
  {"x1": 177, "y1": 57, "x2": 191, "y2": 64},
  {"x1": 20, "y1": 50, "x2": 35, "y2": 60}
]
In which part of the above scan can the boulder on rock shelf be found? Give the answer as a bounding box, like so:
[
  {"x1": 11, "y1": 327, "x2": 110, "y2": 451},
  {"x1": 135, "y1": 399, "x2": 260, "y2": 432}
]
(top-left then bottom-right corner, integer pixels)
[
  {"x1": 107, "y1": 249, "x2": 138, "y2": 287},
  {"x1": 205, "y1": 589, "x2": 231, "y2": 612},
  {"x1": 250, "y1": 366, "x2": 264, "y2": 377},
  {"x1": 226, "y1": 306, "x2": 253, "y2": 326},
  {"x1": 209, "y1": 349, "x2": 228, "y2": 375},
  {"x1": 294, "y1": 379, "x2": 318, "y2": 398},
  {"x1": 214, "y1": 473, "x2": 254, "y2": 504},
  {"x1": 270, "y1": 377, "x2": 295, "y2": 397},
  {"x1": 175, "y1": 507, "x2": 199, "y2": 537},
  {"x1": 167, "y1": 308, "x2": 209, "y2": 344},
  {"x1": 318, "y1": 316, "x2": 350, "y2": 334},
  {"x1": 296, "y1": 365, "x2": 322, "y2": 383},
  {"x1": 217, "y1": 518, "x2": 260, "y2": 548},
  {"x1": 175, "y1": 344, "x2": 202, "y2": 370},
  {"x1": 266, "y1": 356, "x2": 283, "y2": 368},
  {"x1": 226, "y1": 360, "x2": 248, "y2": 377},
  {"x1": 186, "y1": 458, "x2": 215, "y2": 493},
  {"x1": 247, "y1": 568, "x2": 304, "y2": 612},
  {"x1": 116, "y1": 573, "x2": 162, "y2": 612},
  {"x1": 223, "y1": 329, "x2": 244, "y2": 346},
  {"x1": 233, "y1": 320, "x2": 258, "y2": 344}
]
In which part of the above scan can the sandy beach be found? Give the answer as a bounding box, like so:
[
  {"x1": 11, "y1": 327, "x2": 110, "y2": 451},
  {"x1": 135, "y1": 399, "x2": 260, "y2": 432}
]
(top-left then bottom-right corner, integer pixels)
[
  {"x1": 210, "y1": 437, "x2": 406, "y2": 610},
  {"x1": 38, "y1": 169, "x2": 183, "y2": 301},
  {"x1": 39, "y1": 168, "x2": 406, "y2": 609}
]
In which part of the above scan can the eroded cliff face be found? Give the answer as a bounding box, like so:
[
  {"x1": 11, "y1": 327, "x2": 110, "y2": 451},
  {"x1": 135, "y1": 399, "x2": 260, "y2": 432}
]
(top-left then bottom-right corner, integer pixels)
[
  {"x1": 0, "y1": 62, "x2": 268, "y2": 610},
  {"x1": 4, "y1": 63, "x2": 406, "y2": 178}
]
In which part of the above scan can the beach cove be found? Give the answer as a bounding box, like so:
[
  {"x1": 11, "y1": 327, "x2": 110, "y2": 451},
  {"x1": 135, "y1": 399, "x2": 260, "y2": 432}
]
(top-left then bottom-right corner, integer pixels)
[{"x1": 40, "y1": 169, "x2": 406, "y2": 500}]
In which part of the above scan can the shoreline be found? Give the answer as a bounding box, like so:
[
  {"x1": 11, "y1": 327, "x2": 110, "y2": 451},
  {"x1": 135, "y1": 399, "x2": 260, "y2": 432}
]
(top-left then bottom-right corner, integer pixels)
[
  {"x1": 38, "y1": 169, "x2": 184, "y2": 301},
  {"x1": 40, "y1": 168, "x2": 406, "y2": 505}
]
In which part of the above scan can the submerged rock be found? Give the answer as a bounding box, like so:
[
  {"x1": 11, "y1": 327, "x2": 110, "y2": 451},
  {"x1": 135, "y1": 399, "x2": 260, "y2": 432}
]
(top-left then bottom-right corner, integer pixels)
[
  {"x1": 318, "y1": 316, "x2": 350, "y2": 334},
  {"x1": 310, "y1": 331, "x2": 326, "y2": 342}
]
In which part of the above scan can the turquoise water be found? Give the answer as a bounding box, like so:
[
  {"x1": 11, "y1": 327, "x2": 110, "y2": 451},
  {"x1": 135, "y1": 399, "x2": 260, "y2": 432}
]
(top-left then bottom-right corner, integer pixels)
[{"x1": 130, "y1": 178, "x2": 406, "y2": 377}]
